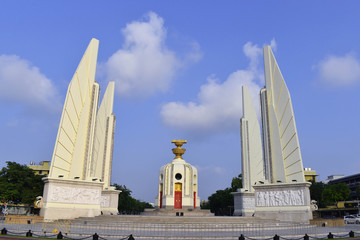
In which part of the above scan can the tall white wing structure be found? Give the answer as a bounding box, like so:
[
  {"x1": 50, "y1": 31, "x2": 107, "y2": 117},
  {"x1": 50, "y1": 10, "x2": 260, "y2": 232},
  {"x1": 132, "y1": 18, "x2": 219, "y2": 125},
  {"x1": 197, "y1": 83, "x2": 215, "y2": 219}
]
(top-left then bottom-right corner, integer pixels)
[
  {"x1": 240, "y1": 86, "x2": 265, "y2": 192},
  {"x1": 49, "y1": 38, "x2": 99, "y2": 180},
  {"x1": 234, "y1": 46, "x2": 311, "y2": 222},
  {"x1": 42, "y1": 39, "x2": 120, "y2": 220},
  {"x1": 91, "y1": 82, "x2": 116, "y2": 188},
  {"x1": 261, "y1": 46, "x2": 305, "y2": 183}
]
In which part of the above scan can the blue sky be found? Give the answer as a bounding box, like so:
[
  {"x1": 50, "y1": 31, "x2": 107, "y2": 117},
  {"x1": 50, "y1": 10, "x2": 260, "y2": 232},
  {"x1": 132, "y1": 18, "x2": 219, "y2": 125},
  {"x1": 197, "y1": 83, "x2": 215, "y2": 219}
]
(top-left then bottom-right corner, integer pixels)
[{"x1": 0, "y1": 1, "x2": 360, "y2": 203}]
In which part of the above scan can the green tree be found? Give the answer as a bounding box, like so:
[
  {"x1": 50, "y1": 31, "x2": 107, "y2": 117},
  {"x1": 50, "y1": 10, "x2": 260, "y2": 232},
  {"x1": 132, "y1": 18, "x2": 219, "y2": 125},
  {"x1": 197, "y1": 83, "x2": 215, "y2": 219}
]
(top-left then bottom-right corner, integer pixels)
[
  {"x1": 207, "y1": 174, "x2": 242, "y2": 216},
  {"x1": 114, "y1": 184, "x2": 153, "y2": 215},
  {"x1": 200, "y1": 200, "x2": 210, "y2": 209},
  {"x1": 356, "y1": 185, "x2": 360, "y2": 199},
  {"x1": 208, "y1": 188, "x2": 234, "y2": 216},
  {"x1": 231, "y1": 174, "x2": 242, "y2": 191},
  {"x1": 309, "y1": 182, "x2": 325, "y2": 207},
  {"x1": 0, "y1": 161, "x2": 44, "y2": 205},
  {"x1": 322, "y1": 183, "x2": 350, "y2": 206}
]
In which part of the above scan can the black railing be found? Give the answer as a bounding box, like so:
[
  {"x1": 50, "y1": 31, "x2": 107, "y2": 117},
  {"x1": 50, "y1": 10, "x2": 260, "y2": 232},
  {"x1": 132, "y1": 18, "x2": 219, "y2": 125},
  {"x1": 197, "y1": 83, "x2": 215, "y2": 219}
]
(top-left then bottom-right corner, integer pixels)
[
  {"x1": 238, "y1": 231, "x2": 360, "y2": 240},
  {"x1": 1, "y1": 227, "x2": 134, "y2": 240},
  {"x1": 1, "y1": 226, "x2": 360, "y2": 240}
]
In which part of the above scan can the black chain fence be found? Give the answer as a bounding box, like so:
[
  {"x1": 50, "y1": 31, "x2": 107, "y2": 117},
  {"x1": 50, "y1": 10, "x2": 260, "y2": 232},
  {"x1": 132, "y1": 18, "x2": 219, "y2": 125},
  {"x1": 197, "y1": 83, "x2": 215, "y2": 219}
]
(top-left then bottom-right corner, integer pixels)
[
  {"x1": 238, "y1": 231, "x2": 360, "y2": 240},
  {"x1": 1, "y1": 227, "x2": 134, "y2": 240},
  {"x1": 1, "y1": 227, "x2": 360, "y2": 240}
]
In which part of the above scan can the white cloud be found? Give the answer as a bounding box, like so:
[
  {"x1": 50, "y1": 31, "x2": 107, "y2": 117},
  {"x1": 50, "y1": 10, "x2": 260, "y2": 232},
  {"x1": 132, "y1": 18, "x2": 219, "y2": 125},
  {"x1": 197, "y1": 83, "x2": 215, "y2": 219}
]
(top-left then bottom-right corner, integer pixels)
[
  {"x1": 161, "y1": 41, "x2": 274, "y2": 136},
  {"x1": 0, "y1": 54, "x2": 60, "y2": 111},
  {"x1": 243, "y1": 41, "x2": 262, "y2": 71},
  {"x1": 102, "y1": 12, "x2": 199, "y2": 98},
  {"x1": 315, "y1": 53, "x2": 360, "y2": 87},
  {"x1": 270, "y1": 38, "x2": 277, "y2": 52}
]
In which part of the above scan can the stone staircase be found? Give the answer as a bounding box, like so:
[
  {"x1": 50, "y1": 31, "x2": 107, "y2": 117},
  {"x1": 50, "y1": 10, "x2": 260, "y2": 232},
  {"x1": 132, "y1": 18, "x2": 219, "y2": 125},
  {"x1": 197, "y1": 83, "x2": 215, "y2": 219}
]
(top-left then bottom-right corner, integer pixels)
[{"x1": 74, "y1": 214, "x2": 282, "y2": 225}]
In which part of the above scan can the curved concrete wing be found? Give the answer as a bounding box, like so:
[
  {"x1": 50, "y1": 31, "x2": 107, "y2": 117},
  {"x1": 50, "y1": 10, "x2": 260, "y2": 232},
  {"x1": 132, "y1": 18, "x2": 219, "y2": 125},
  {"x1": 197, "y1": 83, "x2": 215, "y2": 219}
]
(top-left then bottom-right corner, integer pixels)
[
  {"x1": 49, "y1": 39, "x2": 99, "y2": 179},
  {"x1": 91, "y1": 82, "x2": 116, "y2": 188},
  {"x1": 262, "y1": 46, "x2": 305, "y2": 183},
  {"x1": 241, "y1": 86, "x2": 265, "y2": 192}
]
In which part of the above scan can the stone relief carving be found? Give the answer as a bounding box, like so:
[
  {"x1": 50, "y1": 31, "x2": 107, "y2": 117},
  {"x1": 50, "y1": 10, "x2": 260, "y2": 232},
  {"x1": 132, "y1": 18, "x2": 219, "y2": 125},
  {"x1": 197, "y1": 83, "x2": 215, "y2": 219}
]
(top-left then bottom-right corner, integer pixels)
[
  {"x1": 242, "y1": 197, "x2": 255, "y2": 209},
  {"x1": 48, "y1": 186, "x2": 101, "y2": 204},
  {"x1": 256, "y1": 189, "x2": 304, "y2": 207},
  {"x1": 100, "y1": 196, "x2": 110, "y2": 207}
]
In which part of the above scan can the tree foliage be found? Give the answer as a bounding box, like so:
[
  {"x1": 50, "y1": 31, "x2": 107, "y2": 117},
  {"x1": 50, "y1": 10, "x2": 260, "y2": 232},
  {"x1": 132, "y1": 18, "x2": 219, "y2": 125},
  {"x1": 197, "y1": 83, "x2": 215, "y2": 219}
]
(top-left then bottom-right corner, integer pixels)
[
  {"x1": 309, "y1": 181, "x2": 325, "y2": 207},
  {"x1": 200, "y1": 200, "x2": 210, "y2": 209},
  {"x1": 208, "y1": 188, "x2": 233, "y2": 216},
  {"x1": 207, "y1": 174, "x2": 242, "y2": 216},
  {"x1": 0, "y1": 161, "x2": 44, "y2": 205},
  {"x1": 321, "y1": 183, "x2": 350, "y2": 206},
  {"x1": 356, "y1": 185, "x2": 360, "y2": 199},
  {"x1": 231, "y1": 174, "x2": 242, "y2": 190},
  {"x1": 113, "y1": 184, "x2": 153, "y2": 215}
]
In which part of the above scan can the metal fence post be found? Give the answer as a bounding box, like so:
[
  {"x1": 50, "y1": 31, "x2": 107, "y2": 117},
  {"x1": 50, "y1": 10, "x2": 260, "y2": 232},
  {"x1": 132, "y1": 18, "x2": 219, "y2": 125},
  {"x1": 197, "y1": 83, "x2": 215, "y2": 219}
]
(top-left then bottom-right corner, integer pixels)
[
  {"x1": 274, "y1": 234, "x2": 280, "y2": 240},
  {"x1": 328, "y1": 232, "x2": 333, "y2": 239},
  {"x1": 304, "y1": 233, "x2": 309, "y2": 240},
  {"x1": 239, "y1": 234, "x2": 245, "y2": 240},
  {"x1": 93, "y1": 233, "x2": 99, "y2": 240},
  {"x1": 26, "y1": 230, "x2": 32, "y2": 237},
  {"x1": 128, "y1": 234, "x2": 135, "y2": 240},
  {"x1": 57, "y1": 231, "x2": 63, "y2": 239},
  {"x1": 349, "y1": 231, "x2": 355, "y2": 238},
  {"x1": 1, "y1": 228, "x2": 7, "y2": 235}
]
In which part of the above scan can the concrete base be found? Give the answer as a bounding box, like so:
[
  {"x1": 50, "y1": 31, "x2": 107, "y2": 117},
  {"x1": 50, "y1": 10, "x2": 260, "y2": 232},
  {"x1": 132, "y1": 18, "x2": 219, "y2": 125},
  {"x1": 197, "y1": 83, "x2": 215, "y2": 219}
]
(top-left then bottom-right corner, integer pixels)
[
  {"x1": 141, "y1": 208, "x2": 213, "y2": 216},
  {"x1": 253, "y1": 182, "x2": 313, "y2": 223},
  {"x1": 157, "y1": 196, "x2": 201, "y2": 210},
  {"x1": 101, "y1": 188, "x2": 121, "y2": 215},
  {"x1": 232, "y1": 191, "x2": 255, "y2": 216},
  {"x1": 40, "y1": 177, "x2": 104, "y2": 220}
]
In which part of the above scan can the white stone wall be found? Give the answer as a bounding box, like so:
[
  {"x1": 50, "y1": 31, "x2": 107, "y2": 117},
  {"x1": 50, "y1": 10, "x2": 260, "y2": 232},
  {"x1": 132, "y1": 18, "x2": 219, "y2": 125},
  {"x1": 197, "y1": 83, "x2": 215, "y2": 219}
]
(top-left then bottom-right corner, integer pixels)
[
  {"x1": 256, "y1": 189, "x2": 305, "y2": 207},
  {"x1": 252, "y1": 182, "x2": 312, "y2": 223},
  {"x1": 41, "y1": 178, "x2": 104, "y2": 220},
  {"x1": 233, "y1": 191, "x2": 255, "y2": 216},
  {"x1": 101, "y1": 189, "x2": 120, "y2": 215}
]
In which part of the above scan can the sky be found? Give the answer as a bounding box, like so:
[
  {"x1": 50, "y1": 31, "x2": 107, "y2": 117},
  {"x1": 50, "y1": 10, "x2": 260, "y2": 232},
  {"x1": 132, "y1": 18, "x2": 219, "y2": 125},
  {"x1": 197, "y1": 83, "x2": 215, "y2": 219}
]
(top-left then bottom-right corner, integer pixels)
[{"x1": 0, "y1": 1, "x2": 360, "y2": 203}]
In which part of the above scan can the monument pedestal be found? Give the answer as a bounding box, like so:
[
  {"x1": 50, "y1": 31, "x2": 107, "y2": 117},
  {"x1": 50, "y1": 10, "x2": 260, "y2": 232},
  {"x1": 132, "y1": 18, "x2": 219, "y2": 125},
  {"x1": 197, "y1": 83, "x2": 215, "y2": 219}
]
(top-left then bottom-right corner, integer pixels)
[
  {"x1": 40, "y1": 177, "x2": 104, "y2": 220},
  {"x1": 233, "y1": 191, "x2": 255, "y2": 216},
  {"x1": 142, "y1": 208, "x2": 213, "y2": 216},
  {"x1": 253, "y1": 182, "x2": 312, "y2": 223},
  {"x1": 101, "y1": 188, "x2": 121, "y2": 215}
]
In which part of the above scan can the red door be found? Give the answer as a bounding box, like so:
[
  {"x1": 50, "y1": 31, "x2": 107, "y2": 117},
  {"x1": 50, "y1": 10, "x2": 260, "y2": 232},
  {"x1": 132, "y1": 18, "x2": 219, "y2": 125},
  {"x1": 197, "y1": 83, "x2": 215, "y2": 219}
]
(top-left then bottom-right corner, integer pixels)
[
  {"x1": 193, "y1": 192, "x2": 196, "y2": 209},
  {"x1": 174, "y1": 191, "x2": 182, "y2": 209},
  {"x1": 159, "y1": 191, "x2": 163, "y2": 208}
]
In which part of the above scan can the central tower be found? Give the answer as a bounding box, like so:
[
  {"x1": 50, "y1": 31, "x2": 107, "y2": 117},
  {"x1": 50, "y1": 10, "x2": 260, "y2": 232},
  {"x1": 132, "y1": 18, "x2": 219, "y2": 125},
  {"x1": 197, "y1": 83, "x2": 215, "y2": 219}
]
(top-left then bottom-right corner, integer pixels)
[{"x1": 156, "y1": 140, "x2": 200, "y2": 210}]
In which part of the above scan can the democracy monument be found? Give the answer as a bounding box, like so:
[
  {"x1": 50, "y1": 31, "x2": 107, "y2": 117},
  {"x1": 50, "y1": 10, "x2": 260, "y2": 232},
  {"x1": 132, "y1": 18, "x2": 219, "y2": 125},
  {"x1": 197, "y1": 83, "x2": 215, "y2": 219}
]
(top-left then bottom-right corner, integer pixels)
[
  {"x1": 233, "y1": 46, "x2": 312, "y2": 222},
  {"x1": 37, "y1": 38, "x2": 312, "y2": 224},
  {"x1": 40, "y1": 39, "x2": 120, "y2": 220}
]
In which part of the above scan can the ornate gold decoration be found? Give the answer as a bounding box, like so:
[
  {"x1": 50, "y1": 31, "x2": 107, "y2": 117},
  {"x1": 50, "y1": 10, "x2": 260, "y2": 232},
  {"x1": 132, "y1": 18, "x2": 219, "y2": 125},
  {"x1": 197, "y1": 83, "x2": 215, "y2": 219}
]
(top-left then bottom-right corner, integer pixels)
[
  {"x1": 175, "y1": 183, "x2": 182, "y2": 191},
  {"x1": 171, "y1": 140, "x2": 187, "y2": 159}
]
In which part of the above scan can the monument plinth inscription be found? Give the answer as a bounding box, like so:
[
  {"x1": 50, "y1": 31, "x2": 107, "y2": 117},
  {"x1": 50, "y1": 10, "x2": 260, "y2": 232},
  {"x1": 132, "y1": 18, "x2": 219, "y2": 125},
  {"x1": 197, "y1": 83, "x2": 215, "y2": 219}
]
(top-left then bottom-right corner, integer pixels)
[{"x1": 256, "y1": 189, "x2": 304, "y2": 207}]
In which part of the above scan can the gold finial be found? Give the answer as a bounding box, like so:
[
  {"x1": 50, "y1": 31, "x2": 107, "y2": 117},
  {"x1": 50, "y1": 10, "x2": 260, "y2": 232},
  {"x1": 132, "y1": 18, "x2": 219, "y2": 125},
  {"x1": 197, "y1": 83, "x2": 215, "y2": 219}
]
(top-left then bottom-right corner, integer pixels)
[{"x1": 171, "y1": 140, "x2": 187, "y2": 159}]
